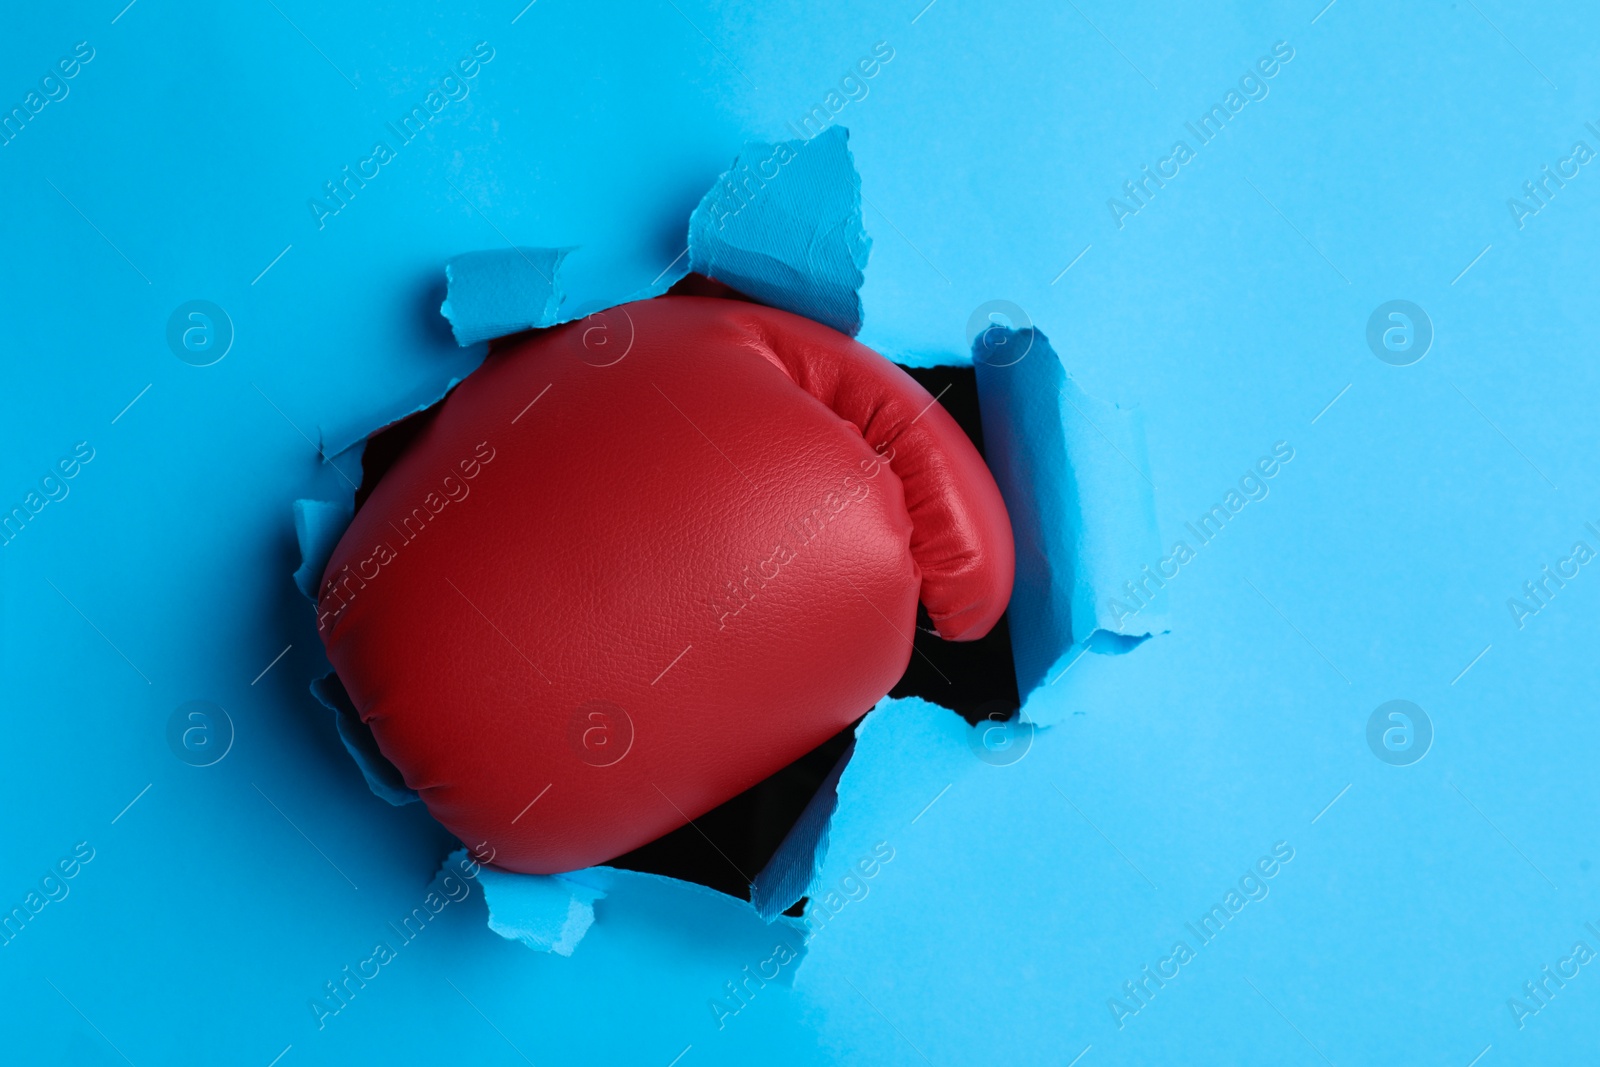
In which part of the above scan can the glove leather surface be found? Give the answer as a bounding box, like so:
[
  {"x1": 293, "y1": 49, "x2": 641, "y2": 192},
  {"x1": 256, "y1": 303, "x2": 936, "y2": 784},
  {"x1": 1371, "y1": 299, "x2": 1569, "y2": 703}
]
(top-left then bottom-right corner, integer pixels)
[{"x1": 318, "y1": 296, "x2": 1015, "y2": 874}]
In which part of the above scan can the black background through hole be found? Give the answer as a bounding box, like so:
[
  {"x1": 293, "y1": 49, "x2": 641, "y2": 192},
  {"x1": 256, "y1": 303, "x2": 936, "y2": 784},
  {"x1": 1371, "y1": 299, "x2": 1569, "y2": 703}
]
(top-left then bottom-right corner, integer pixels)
[{"x1": 606, "y1": 363, "x2": 1021, "y2": 900}]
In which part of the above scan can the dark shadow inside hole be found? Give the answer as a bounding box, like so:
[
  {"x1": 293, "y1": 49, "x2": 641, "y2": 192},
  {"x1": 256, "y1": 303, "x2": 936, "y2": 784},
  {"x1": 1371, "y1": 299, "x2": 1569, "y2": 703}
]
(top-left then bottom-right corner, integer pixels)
[
  {"x1": 605, "y1": 719, "x2": 859, "y2": 900},
  {"x1": 889, "y1": 363, "x2": 1022, "y2": 727}
]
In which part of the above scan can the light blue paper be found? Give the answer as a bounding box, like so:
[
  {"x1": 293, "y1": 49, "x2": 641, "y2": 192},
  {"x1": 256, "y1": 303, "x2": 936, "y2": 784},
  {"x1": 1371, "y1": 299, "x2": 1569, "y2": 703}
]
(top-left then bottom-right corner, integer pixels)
[
  {"x1": 687, "y1": 125, "x2": 871, "y2": 336},
  {"x1": 974, "y1": 326, "x2": 1167, "y2": 696},
  {"x1": 440, "y1": 246, "x2": 572, "y2": 345},
  {"x1": 16, "y1": 4, "x2": 1600, "y2": 1063}
]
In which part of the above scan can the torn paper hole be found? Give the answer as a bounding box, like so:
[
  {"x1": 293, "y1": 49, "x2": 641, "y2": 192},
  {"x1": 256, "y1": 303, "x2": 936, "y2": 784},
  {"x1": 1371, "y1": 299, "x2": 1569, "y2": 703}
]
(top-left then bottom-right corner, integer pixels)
[
  {"x1": 289, "y1": 124, "x2": 1046, "y2": 958},
  {"x1": 973, "y1": 326, "x2": 1168, "y2": 698}
]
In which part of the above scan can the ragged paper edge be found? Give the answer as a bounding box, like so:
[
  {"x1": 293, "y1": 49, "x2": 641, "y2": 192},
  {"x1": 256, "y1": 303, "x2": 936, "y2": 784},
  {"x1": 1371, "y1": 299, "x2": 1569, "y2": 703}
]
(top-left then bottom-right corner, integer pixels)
[
  {"x1": 471, "y1": 851, "x2": 606, "y2": 957},
  {"x1": 471, "y1": 737, "x2": 846, "y2": 953},
  {"x1": 294, "y1": 377, "x2": 474, "y2": 806},
  {"x1": 440, "y1": 246, "x2": 573, "y2": 346},
  {"x1": 321, "y1": 377, "x2": 468, "y2": 471},
  {"x1": 436, "y1": 128, "x2": 871, "y2": 348},
  {"x1": 973, "y1": 326, "x2": 1168, "y2": 703},
  {"x1": 749, "y1": 739, "x2": 854, "y2": 921},
  {"x1": 295, "y1": 478, "x2": 421, "y2": 806},
  {"x1": 471, "y1": 852, "x2": 809, "y2": 959},
  {"x1": 309, "y1": 672, "x2": 419, "y2": 806},
  {"x1": 315, "y1": 241, "x2": 573, "y2": 467},
  {"x1": 685, "y1": 124, "x2": 870, "y2": 336},
  {"x1": 292, "y1": 498, "x2": 353, "y2": 601},
  {"x1": 296, "y1": 244, "x2": 571, "y2": 795},
  {"x1": 757, "y1": 696, "x2": 998, "y2": 982},
  {"x1": 749, "y1": 694, "x2": 1031, "y2": 931}
]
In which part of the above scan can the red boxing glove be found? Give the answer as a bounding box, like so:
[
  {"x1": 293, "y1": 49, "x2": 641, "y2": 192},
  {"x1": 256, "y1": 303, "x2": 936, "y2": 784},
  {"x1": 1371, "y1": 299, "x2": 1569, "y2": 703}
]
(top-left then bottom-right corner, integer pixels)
[{"x1": 318, "y1": 296, "x2": 1014, "y2": 874}]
